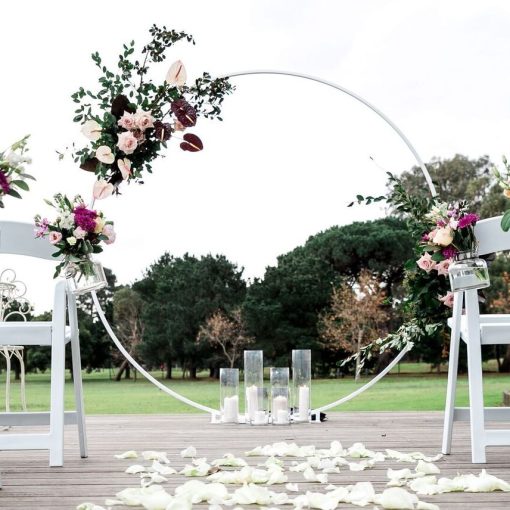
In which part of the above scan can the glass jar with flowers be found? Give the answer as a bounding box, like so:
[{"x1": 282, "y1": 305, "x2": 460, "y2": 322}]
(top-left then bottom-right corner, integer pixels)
[{"x1": 34, "y1": 194, "x2": 115, "y2": 294}]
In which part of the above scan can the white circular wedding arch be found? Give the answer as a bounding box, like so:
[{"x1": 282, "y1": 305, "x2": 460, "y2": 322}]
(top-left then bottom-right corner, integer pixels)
[{"x1": 92, "y1": 70, "x2": 437, "y2": 417}]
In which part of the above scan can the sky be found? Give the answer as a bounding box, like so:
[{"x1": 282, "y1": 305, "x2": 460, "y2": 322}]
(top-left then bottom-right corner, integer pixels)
[{"x1": 1, "y1": 0, "x2": 510, "y2": 312}]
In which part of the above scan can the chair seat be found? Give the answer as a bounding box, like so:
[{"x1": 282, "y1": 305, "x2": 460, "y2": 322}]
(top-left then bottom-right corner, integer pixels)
[
  {"x1": 447, "y1": 314, "x2": 510, "y2": 345},
  {"x1": 0, "y1": 322, "x2": 72, "y2": 346}
]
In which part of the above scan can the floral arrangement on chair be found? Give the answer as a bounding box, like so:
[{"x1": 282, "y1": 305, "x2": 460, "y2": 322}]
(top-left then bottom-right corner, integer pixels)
[
  {"x1": 346, "y1": 172, "x2": 481, "y2": 367},
  {"x1": 34, "y1": 194, "x2": 115, "y2": 278},
  {"x1": 70, "y1": 25, "x2": 234, "y2": 199},
  {"x1": 0, "y1": 135, "x2": 35, "y2": 208}
]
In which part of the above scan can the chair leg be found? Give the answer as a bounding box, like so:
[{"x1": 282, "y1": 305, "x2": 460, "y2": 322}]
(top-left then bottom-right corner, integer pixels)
[
  {"x1": 442, "y1": 292, "x2": 463, "y2": 454},
  {"x1": 49, "y1": 331, "x2": 65, "y2": 467},
  {"x1": 465, "y1": 290, "x2": 486, "y2": 463},
  {"x1": 68, "y1": 293, "x2": 88, "y2": 458}
]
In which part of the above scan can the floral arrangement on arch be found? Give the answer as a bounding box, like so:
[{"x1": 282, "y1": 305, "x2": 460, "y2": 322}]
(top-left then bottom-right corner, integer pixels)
[
  {"x1": 0, "y1": 135, "x2": 35, "y2": 208},
  {"x1": 70, "y1": 25, "x2": 234, "y2": 199},
  {"x1": 34, "y1": 194, "x2": 115, "y2": 278},
  {"x1": 346, "y1": 173, "x2": 480, "y2": 368}
]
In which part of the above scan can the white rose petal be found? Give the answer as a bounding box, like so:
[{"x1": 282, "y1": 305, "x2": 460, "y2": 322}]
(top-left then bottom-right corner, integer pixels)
[
  {"x1": 212, "y1": 453, "x2": 247, "y2": 467},
  {"x1": 104, "y1": 499, "x2": 124, "y2": 506},
  {"x1": 166, "y1": 496, "x2": 192, "y2": 510},
  {"x1": 151, "y1": 460, "x2": 177, "y2": 475},
  {"x1": 76, "y1": 504, "x2": 106, "y2": 510},
  {"x1": 176, "y1": 480, "x2": 228, "y2": 504},
  {"x1": 408, "y1": 476, "x2": 440, "y2": 496},
  {"x1": 141, "y1": 472, "x2": 168, "y2": 488},
  {"x1": 143, "y1": 451, "x2": 170, "y2": 463},
  {"x1": 416, "y1": 502, "x2": 440, "y2": 510},
  {"x1": 373, "y1": 487, "x2": 417, "y2": 509},
  {"x1": 415, "y1": 460, "x2": 440, "y2": 475},
  {"x1": 114, "y1": 450, "x2": 138, "y2": 459},
  {"x1": 285, "y1": 483, "x2": 299, "y2": 492},
  {"x1": 180, "y1": 462, "x2": 211, "y2": 477},
  {"x1": 125, "y1": 464, "x2": 148, "y2": 474},
  {"x1": 345, "y1": 481, "x2": 375, "y2": 506},
  {"x1": 115, "y1": 486, "x2": 168, "y2": 507},
  {"x1": 348, "y1": 442, "x2": 377, "y2": 459},
  {"x1": 180, "y1": 446, "x2": 197, "y2": 458},
  {"x1": 304, "y1": 491, "x2": 338, "y2": 510}
]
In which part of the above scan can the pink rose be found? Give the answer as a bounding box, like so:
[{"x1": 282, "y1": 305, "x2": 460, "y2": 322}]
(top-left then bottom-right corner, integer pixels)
[
  {"x1": 118, "y1": 112, "x2": 136, "y2": 130},
  {"x1": 436, "y1": 258, "x2": 453, "y2": 277},
  {"x1": 48, "y1": 231, "x2": 62, "y2": 245},
  {"x1": 417, "y1": 252, "x2": 436, "y2": 273},
  {"x1": 134, "y1": 109, "x2": 155, "y2": 131},
  {"x1": 102, "y1": 224, "x2": 116, "y2": 245},
  {"x1": 433, "y1": 226, "x2": 454, "y2": 247},
  {"x1": 439, "y1": 291, "x2": 455, "y2": 308},
  {"x1": 116, "y1": 131, "x2": 138, "y2": 155}
]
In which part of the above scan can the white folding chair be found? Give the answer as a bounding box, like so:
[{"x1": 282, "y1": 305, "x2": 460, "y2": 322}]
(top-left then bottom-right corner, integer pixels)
[
  {"x1": 0, "y1": 221, "x2": 87, "y2": 466},
  {"x1": 442, "y1": 215, "x2": 510, "y2": 463}
]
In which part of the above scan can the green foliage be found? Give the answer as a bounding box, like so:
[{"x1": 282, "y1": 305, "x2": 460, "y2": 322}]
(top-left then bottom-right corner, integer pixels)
[{"x1": 134, "y1": 253, "x2": 246, "y2": 377}]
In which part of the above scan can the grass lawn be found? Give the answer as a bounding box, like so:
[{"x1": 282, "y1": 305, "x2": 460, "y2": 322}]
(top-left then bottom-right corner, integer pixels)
[{"x1": 1, "y1": 363, "x2": 509, "y2": 414}]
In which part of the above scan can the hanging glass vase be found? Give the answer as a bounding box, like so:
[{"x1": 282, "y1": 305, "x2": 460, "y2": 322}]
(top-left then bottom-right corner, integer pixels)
[
  {"x1": 448, "y1": 250, "x2": 490, "y2": 292},
  {"x1": 63, "y1": 258, "x2": 108, "y2": 295}
]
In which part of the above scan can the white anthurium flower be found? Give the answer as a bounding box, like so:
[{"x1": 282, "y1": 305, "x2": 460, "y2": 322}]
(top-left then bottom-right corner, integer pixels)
[
  {"x1": 373, "y1": 488, "x2": 418, "y2": 510},
  {"x1": 95, "y1": 145, "x2": 115, "y2": 164},
  {"x1": 142, "y1": 451, "x2": 171, "y2": 464},
  {"x1": 180, "y1": 461, "x2": 211, "y2": 477},
  {"x1": 285, "y1": 483, "x2": 299, "y2": 492},
  {"x1": 345, "y1": 481, "x2": 375, "y2": 507},
  {"x1": 81, "y1": 119, "x2": 102, "y2": 141},
  {"x1": 408, "y1": 476, "x2": 440, "y2": 496},
  {"x1": 165, "y1": 60, "x2": 187, "y2": 87},
  {"x1": 114, "y1": 450, "x2": 138, "y2": 459},
  {"x1": 212, "y1": 453, "x2": 247, "y2": 467},
  {"x1": 416, "y1": 501, "x2": 440, "y2": 510},
  {"x1": 347, "y1": 443, "x2": 377, "y2": 459},
  {"x1": 76, "y1": 503, "x2": 106, "y2": 510},
  {"x1": 175, "y1": 480, "x2": 229, "y2": 504},
  {"x1": 415, "y1": 460, "x2": 440, "y2": 475},
  {"x1": 141, "y1": 472, "x2": 168, "y2": 488},
  {"x1": 125, "y1": 464, "x2": 148, "y2": 474},
  {"x1": 180, "y1": 446, "x2": 197, "y2": 458},
  {"x1": 151, "y1": 460, "x2": 177, "y2": 475}
]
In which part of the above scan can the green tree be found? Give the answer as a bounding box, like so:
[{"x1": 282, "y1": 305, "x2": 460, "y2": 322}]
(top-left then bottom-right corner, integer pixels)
[{"x1": 135, "y1": 253, "x2": 246, "y2": 379}]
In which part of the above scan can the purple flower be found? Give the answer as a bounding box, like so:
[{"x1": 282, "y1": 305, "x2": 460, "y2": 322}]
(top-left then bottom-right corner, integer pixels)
[
  {"x1": 442, "y1": 246, "x2": 458, "y2": 259},
  {"x1": 73, "y1": 204, "x2": 97, "y2": 232},
  {"x1": 34, "y1": 217, "x2": 49, "y2": 238},
  {"x1": 0, "y1": 170, "x2": 10, "y2": 195},
  {"x1": 458, "y1": 213, "x2": 479, "y2": 229}
]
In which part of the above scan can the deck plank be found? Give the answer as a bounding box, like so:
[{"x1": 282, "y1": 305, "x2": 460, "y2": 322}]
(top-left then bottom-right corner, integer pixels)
[{"x1": 1, "y1": 412, "x2": 510, "y2": 509}]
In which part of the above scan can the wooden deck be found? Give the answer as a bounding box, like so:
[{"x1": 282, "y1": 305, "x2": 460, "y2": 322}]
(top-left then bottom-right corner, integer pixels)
[{"x1": 2, "y1": 412, "x2": 510, "y2": 509}]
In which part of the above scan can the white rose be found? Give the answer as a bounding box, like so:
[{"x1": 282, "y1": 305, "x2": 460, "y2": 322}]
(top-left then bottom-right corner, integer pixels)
[
  {"x1": 67, "y1": 236, "x2": 77, "y2": 246},
  {"x1": 95, "y1": 145, "x2": 115, "y2": 164},
  {"x1": 81, "y1": 120, "x2": 102, "y2": 141},
  {"x1": 433, "y1": 227, "x2": 454, "y2": 247}
]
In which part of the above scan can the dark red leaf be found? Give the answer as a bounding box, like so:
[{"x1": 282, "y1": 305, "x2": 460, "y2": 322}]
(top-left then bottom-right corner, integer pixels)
[{"x1": 180, "y1": 133, "x2": 203, "y2": 152}]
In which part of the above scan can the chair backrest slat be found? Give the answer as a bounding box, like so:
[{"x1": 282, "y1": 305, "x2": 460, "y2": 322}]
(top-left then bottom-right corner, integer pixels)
[
  {"x1": 474, "y1": 216, "x2": 510, "y2": 256},
  {"x1": 0, "y1": 221, "x2": 58, "y2": 260}
]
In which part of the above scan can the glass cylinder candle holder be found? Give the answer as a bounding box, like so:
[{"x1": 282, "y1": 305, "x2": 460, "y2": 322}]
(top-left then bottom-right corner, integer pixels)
[
  {"x1": 270, "y1": 367, "x2": 290, "y2": 425},
  {"x1": 220, "y1": 368, "x2": 239, "y2": 423},
  {"x1": 292, "y1": 349, "x2": 311, "y2": 423},
  {"x1": 244, "y1": 350, "x2": 266, "y2": 425}
]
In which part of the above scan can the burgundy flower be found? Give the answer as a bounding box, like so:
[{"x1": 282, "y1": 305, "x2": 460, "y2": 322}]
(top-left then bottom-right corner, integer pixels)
[
  {"x1": 154, "y1": 120, "x2": 172, "y2": 141},
  {"x1": 73, "y1": 204, "x2": 97, "y2": 232},
  {"x1": 171, "y1": 99, "x2": 197, "y2": 127},
  {"x1": 180, "y1": 133, "x2": 203, "y2": 152},
  {"x1": 458, "y1": 213, "x2": 479, "y2": 229},
  {"x1": 0, "y1": 170, "x2": 10, "y2": 195},
  {"x1": 442, "y1": 246, "x2": 458, "y2": 259}
]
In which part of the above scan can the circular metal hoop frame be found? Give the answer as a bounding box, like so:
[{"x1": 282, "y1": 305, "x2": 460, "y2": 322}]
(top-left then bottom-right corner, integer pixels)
[{"x1": 96, "y1": 69, "x2": 436, "y2": 415}]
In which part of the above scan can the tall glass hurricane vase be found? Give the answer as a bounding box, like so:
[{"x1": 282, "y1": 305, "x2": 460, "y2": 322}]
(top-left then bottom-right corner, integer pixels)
[
  {"x1": 220, "y1": 368, "x2": 239, "y2": 423},
  {"x1": 292, "y1": 349, "x2": 311, "y2": 422},
  {"x1": 270, "y1": 367, "x2": 290, "y2": 425},
  {"x1": 244, "y1": 350, "x2": 266, "y2": 425}
]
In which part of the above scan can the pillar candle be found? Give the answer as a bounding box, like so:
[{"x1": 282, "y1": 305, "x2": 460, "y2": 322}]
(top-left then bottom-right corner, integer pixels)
[
  {"x1": 298, "y1": 385, "x2": 310, "y2": 421},
  {"x1": 246, "y1": 384, "x2": 259, "y2": 421},
  {"x1": 223, "y1": 395, "x2": 239, "y2": 423}
]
